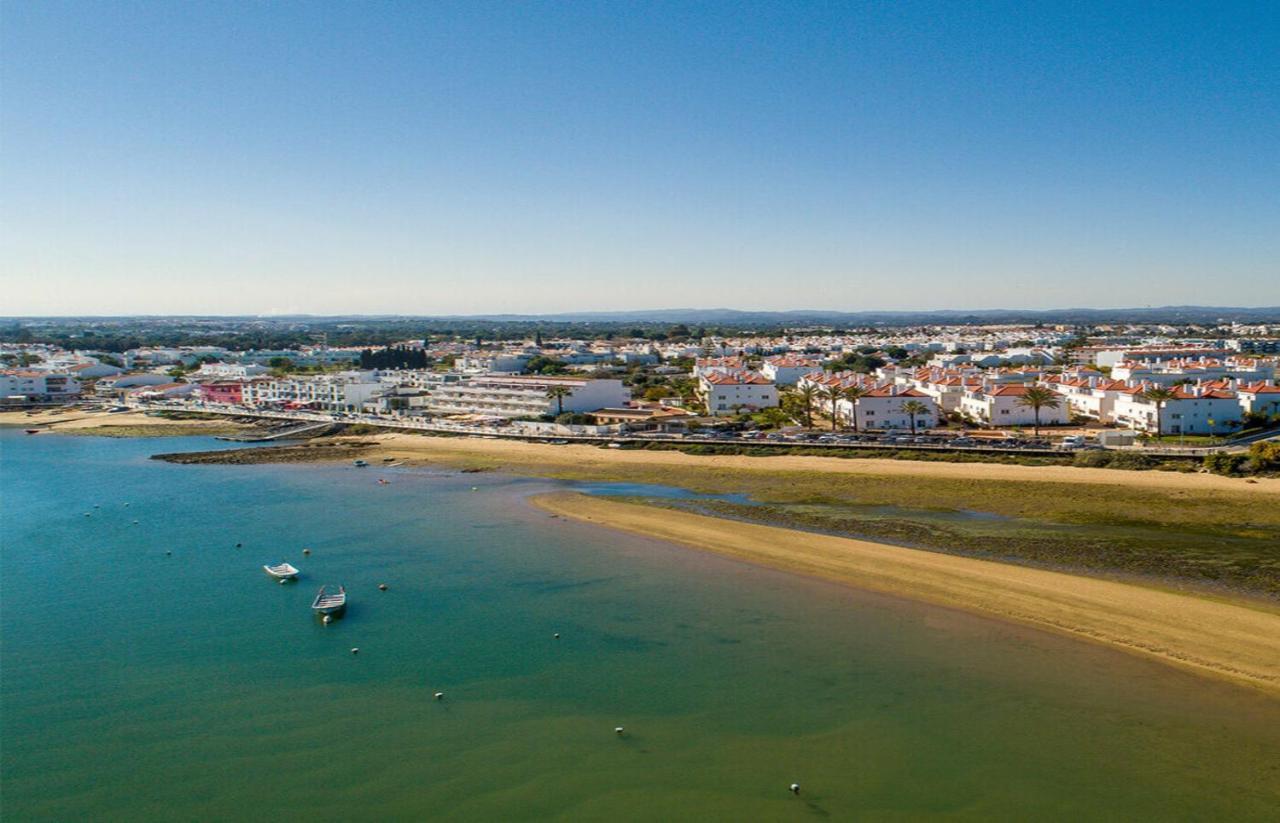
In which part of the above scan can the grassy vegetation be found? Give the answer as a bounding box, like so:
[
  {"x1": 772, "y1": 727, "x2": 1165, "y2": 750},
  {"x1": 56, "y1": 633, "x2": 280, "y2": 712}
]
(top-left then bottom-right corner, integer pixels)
[
  {"x1": 146, "y1": 410, "x2": 230, "y2": 421},
  {"x1": 387, "y1": 436, "x2": 1280, "y2": 598},
  {"x1": 647, "y1": 498, "x2": 1280, "y2": 597}
]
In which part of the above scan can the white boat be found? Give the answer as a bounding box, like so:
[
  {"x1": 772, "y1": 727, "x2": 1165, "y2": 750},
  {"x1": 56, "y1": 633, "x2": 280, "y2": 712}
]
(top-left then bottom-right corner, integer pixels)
[
  {"x1": 264, "y1": 562, "x2": 299, "y2": 580},
  {"x1": 311, "y1": 585, "x2": 347, "y2": 615}
]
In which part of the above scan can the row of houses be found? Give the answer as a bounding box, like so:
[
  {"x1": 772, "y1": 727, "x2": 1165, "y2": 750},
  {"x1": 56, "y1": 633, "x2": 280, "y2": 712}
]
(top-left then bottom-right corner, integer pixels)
[
  {"x1": 1046, "y1": 375, "x2": 1280, "y2": 435},
  {"x1": 182, "y1": 370, "x2": 632, "y2": 420}
]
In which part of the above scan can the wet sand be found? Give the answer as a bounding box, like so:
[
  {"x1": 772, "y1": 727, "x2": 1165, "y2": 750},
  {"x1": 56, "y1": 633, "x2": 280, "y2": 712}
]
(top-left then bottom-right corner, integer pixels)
[
  {"x1": 365, "y1": 431, "x2": 1279, "y2": 496},
  {"x1": 0, "y1": 409, "x2": 248, "y2": 437},
  {"x1": 531, "y1": 491, "x2": 1280, "y2": 696}
]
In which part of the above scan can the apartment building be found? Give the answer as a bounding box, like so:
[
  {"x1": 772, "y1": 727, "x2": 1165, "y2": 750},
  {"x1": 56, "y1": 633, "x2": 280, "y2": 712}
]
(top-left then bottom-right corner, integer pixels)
[
  {"x1": 1111, "y1": 384, "x2": 1242, "y2": 435},
  {"x1": 242, "y1": 372, "x2": 384, "y2": 412},
  {"x1": 698, "y1": 371, "x2": 778, "y2": 415},
  {"x1": 760, "y1": 355, "x2": 823, "y2": 386},
  {"x1": 0, "y1": 371, "x2": 81, "y2": 402},
  {"x1": 959, "y1": 384, "x2": 1070, "y2": 427},
  {"x1": 191, "y1": 362, "x2": 270, "y2": 380},
  {"x1": 1238, "y1": 382, "x2": 1280, "y2": 417},
  {"x1": 1110, "y1": 357, "x2": 1274, "y2": 385},
  {"x1": 426, "y1": 376, "x2": 629, "y2": 418},
  {"x1": 839, "y1": 386, "x2": 939, "y2": 431}
]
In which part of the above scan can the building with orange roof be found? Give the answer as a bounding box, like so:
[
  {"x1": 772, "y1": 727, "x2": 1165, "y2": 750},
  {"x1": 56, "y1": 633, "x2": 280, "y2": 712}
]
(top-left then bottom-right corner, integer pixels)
[
  {"x1": 698, "y1": 370, "x2": 778, "y2": 416},
  {"x1": 959, "y1": 383, "x2": 1070, "y2": 428}
]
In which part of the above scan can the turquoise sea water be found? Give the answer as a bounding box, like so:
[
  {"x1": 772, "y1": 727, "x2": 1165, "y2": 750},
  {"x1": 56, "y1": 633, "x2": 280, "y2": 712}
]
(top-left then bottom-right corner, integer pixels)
[{"x1": 3, "y1": 430, "x2": 1280, "y2": 820}]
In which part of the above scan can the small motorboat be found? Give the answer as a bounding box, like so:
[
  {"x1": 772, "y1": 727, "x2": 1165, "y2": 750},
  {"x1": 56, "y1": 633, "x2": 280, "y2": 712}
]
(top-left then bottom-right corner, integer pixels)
[
  {"x1": 353, "y1": 459, "x2": 369, "y2": 467},
  {"x1": 312, "y1": 585, "x2": 347, "y2": 617},
  {"x1": 24, "y1": 429, "x2": 40, "y2": 434},
  {"x1": 263, "y1": 562, "x2": 299, "y2": 581}
]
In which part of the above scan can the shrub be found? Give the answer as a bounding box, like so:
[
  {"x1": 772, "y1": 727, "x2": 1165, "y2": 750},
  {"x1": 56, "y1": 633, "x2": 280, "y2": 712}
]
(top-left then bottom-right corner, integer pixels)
[
  {"x1": 1072, "y1": 451, "x2": 1112, "y2": 468},
  {"x1": 1105, "y1": 452, "x2": 1158, "y2": 471},
  {"x1": 1203, "y1": 452, "x2": 1247, "y2": 476},
  {"x1": 1247, "y1": 441, "x2": 1280, "y2": 471}
]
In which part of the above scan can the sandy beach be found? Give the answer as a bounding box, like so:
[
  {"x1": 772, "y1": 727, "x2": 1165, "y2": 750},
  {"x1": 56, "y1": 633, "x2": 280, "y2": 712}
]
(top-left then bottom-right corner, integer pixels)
[
  {"x1": 533, "y1": 491, "x2": 1280, "y2": 695},
  {"x1": 0, "y1": 409, "x2": 249, "y2": 437},
  {"x1": 365, "y1": 431, "x2": 1280, "y2": 496}
]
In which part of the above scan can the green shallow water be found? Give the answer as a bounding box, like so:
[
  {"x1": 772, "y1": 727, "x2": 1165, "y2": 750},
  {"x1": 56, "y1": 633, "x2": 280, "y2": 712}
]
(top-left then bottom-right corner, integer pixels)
[{"x1": 3, "y1": 430, "x2": 1279, "y2": 820}]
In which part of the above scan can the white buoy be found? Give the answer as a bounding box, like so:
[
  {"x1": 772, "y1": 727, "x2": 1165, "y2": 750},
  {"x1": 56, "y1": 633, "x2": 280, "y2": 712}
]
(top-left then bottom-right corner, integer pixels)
[
  {"x1": 279, "y1": 578, "x2": 288, "y2": 585},
  {"x1": 132, "y1": 519, "x2": 139, "y2": 524},
  {"x1": 554, "y1": 633, "x2": 560, "y2": 639},
  {"x1": 789, "y1": 783, "x2": 800, "y2": 795},
  {"x1": 165, "y1": 550, "x2": 172, "y2": 556},
  {"x1": 615, "y1": 726, "x2": 625, "y2": 736},
  {"x1": 323, "y1": 614, "x2": 332, "y2": 624},
  {"x1": 434, "y1": 692, "x2": 445, "y2": 701},
  {"x1": 351, "y1": 648, "x2": 359, "y2": 655},
  {"x1": 94, "y1": 504, "x2": 101, "y2": 509},
  {"x1": 471, "y1": 486, "x2": 478, "y2": 491},
  {"x1": 124, "y1": 503, "x2": 130, "y2": 507},
  {"x1": 303, "y1": 548, "x2": 311, "y2": 556}
]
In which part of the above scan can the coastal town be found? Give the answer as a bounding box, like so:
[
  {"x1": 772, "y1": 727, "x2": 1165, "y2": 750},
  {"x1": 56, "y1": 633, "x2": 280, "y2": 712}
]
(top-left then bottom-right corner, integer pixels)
[{"x1": 6, "y1": 320, "x2": 1280, "y2": 464}]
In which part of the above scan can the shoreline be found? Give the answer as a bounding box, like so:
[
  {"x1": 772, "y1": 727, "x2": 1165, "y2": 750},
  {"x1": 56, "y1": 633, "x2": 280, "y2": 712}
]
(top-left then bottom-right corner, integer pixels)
[
  {"x1": 0, "y1": 409, "x2": 251, "y2": 437},
  {"x1": 531, "y1": 491, "x2": 1280, "y2": 696}
]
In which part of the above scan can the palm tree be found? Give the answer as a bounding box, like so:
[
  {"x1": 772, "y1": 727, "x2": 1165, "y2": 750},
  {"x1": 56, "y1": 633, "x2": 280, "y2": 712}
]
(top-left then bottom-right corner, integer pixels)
[
  {"x1": 1015, "y1": 386, "x2": 1062, "y2": 437},
  {"x1": 840, "y1": 385, "x2": 867, "y2": 432},
  {"x1": 900, "y1": 399, "x2": 929, "y2": 435},
  {"x1": 819, "y1": 384, "x2": 842, "y2": 431},
  {"x1": 796, "y1": 383, "x2": 819, "y2": 428},
  {"x1": 1141, "y1": 386, "x2": 1177, "y2": 439},
  {"x1": 545, "y1": 385, "x2": 572, "y2": 416}
]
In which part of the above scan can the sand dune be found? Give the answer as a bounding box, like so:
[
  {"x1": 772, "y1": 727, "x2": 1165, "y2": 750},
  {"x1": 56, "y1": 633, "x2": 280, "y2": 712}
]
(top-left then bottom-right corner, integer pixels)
[{"x1": 532, "y1": 491, "x2": 1280, "y2": 695}]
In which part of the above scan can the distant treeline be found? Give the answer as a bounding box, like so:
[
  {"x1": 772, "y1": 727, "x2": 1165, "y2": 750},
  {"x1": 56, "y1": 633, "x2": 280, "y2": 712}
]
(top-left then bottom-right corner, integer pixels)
[
  {"x1": 359, "y1": 346, "x2": 433, "y2": 370},
  {"x1": 0, "y1": 318, "x2": 762, "y2": 349}
]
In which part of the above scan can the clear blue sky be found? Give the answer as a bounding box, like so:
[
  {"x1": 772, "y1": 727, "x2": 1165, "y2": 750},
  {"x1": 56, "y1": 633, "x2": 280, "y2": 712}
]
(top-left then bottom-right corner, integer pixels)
[{"x1": 3, "y1": 1, "x2": 1277, "y2": 315}]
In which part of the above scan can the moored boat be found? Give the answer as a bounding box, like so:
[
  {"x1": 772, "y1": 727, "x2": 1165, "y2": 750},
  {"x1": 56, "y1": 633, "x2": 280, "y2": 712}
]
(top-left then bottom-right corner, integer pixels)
[
  {"x1": 24, "y1": 429, "x2": 40, "y2": 434},
  {"x1": 263, "y1": 562, "x2": 299, "y2": 580},
  {"x1": 353, "y1": 459, "x2": 368, "y2": 467},
  {"x1": 311, "y1": 585, "x2": 347, "y2": 616}
]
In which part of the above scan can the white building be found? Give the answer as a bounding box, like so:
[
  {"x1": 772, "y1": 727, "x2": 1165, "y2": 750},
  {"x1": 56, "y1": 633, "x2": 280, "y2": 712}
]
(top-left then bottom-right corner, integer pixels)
[
  {"x1": 191, "y1": 362, "x2": 270, "y2": 380},
  {"x1": 1238, "y1": 382, "x2": 1280, "y2": 417},
  {"x1": 698, "y1": 371, "x2": 778, "y2": 415},
  {"x1": 242, "y1": 372, "x2": 384, "y2": 412},
  {"x1": 426, "y1": 376, "x2": 629, "y2": 418},
  {"x1": 126, "y1": 382, "x2": 198, "y2": 402},
  {"x1": 456, "y1": 353, "x2": 533, "y2": 374},
  {"x1": 959, "y1": 385, "x2": 1069, "y2": 428},
  {"x1": 838, "y1": 386, "x2": 939, "y2": 431},
  {"x1": 760, "y1": 355, "x2": 822, "y2": 386},
  {"x1": 1045, "y1": 376, "x2": 1128, "y2": 422},
  {"x1": 1112, "y1": 384, "x2": 1242, "y2": 435},
  {"x1": 0, "y1": 371, "x2": 81, "y2": 402},
  {"x1": 66, "y1": 361, "x2": 124, "y2": 379}
]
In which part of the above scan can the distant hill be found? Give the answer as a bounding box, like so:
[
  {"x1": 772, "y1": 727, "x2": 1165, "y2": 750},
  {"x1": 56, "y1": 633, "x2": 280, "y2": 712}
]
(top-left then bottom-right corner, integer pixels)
[
  {"x1": 436, "y1": 306, "x2": 1280, "y2": 326},
  {"x1": 5, "y1": 305, "x2": 1279, "y2": 326}
]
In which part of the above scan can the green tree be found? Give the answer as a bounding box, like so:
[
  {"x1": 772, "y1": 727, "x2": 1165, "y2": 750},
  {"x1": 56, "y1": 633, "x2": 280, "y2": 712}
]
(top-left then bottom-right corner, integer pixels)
[
  {"x1": 1015, "y1": 386, "x2": 1062, "y2": 437},
  {"x1": 900, "y1": 399, "x2": 930, "y2": 435},
  {"x1": 818, "y1": 384, "x2": 843, "y2": 430},
  {"x1": 840, "y1": 385, "x2": 867, "y2": 432},
  {"x1": 795, "y1": 383, "x2": 819, "y2": 428},
  {"x1": 545, "y1": 385, "x2": 572, "y2": 416}
]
